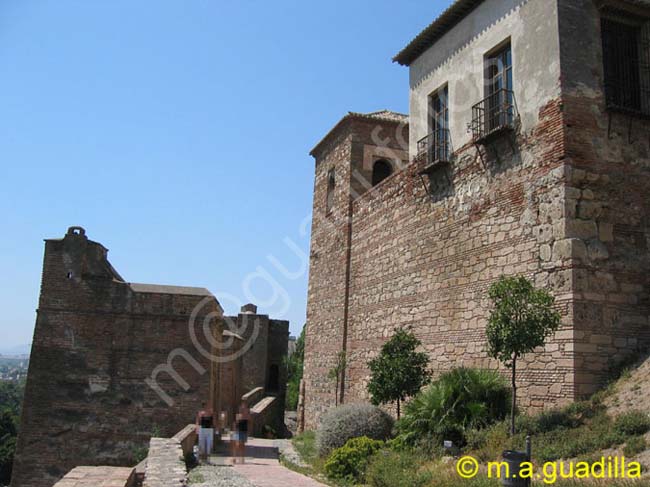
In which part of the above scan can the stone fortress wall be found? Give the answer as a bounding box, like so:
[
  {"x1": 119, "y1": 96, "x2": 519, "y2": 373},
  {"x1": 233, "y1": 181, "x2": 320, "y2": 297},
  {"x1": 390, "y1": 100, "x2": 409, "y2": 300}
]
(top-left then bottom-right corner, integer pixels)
[{"x1": 302, "y1": 0, "x2": 650, "y2": 430}]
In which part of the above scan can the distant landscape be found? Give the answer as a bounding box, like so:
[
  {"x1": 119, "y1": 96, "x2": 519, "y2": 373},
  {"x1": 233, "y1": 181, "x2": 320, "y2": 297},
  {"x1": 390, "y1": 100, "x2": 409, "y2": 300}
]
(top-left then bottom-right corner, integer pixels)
[
  {"x1": 0, "y1": 344, "x2": 31, "y2": 358},
  {"x1": 0, "y1": 357, "x2": 28, "y2": 384}
]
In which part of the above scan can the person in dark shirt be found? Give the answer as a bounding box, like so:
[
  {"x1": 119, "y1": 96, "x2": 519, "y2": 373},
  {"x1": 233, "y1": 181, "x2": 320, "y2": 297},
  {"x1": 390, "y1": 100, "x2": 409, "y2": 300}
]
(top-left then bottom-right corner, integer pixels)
[
  {"x1": 233, "y1": 401, "x2": 251, "y2": 464},
  {"x1": 195, "y1": 402, "x2": 214, "y2": 461}
]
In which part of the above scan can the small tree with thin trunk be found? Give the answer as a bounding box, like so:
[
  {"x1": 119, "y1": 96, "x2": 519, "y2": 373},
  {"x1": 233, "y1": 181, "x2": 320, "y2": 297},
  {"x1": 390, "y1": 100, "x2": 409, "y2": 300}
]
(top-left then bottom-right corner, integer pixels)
[
  {"x1": 367, "y1": 328, "x2": 430, "y2": 419},
  {"x1": 328, "y1": 351, "x2": 346, "y2": 407},
  {"x1": 486, "y1": 276, "x2": 561, "y2": 436}
]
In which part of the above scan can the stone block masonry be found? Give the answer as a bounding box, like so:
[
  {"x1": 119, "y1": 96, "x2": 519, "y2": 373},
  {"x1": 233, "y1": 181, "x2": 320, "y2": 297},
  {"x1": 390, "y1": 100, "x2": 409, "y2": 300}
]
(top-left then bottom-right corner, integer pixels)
[{"x1": 142, "y1": 438, "x2": 186, "y2": 487}]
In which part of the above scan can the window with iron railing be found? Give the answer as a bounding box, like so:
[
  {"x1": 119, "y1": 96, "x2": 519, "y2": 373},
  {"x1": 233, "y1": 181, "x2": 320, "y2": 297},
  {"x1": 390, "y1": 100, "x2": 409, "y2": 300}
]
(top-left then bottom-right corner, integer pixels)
[
  {"x1": 416, "y1": 130, "x2": 450, "y2": 165},
  {"x1": 601, "y1": 17, "x2": 650, "y2": 118},
  {"x1": 470, "y1": 43, "x2": 518, "y2": 143},
  {"x1": 470, "y1": 89, "x2": 518, "y2": 143},
  {"x1": 417, "y1": 85, "x2": 450, "y2": 164}
]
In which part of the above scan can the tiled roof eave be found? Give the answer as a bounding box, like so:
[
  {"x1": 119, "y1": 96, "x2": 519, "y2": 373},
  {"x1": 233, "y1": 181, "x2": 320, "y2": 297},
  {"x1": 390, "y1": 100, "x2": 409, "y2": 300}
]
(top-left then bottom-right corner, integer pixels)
[
  {"x1": 309, "y1": 111, "x2": 408, "y2": 158},
  {"x1": 393, "y1": 0, "x2": 485, "y2": 66}
]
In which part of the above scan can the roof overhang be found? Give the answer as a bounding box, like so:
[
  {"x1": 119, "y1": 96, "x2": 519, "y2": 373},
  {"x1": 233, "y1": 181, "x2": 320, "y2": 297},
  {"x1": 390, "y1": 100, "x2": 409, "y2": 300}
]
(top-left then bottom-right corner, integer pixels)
[{"x1": 393, "y1": 0, "x2": 485, "y2": 66}]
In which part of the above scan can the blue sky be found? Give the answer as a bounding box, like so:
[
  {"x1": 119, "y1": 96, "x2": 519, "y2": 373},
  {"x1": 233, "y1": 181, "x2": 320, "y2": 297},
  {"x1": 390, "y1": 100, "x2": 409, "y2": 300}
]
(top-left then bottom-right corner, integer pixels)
[{"x1": 0, "y1": 0, "x2": 446, "y2": 348}]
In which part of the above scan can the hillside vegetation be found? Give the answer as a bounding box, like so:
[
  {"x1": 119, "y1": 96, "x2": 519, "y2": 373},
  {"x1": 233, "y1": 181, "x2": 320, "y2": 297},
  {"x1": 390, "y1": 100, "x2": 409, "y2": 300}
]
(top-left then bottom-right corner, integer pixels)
[{"x1": 290, "y1": 352, "x2": 650, "y2": 487}]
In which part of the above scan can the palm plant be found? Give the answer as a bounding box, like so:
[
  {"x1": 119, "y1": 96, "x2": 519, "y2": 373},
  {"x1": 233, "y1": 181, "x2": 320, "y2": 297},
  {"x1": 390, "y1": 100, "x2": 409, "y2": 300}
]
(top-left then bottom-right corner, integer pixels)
[{"x1": 396, "y1": 367, "x2": 511, "y2": 447}]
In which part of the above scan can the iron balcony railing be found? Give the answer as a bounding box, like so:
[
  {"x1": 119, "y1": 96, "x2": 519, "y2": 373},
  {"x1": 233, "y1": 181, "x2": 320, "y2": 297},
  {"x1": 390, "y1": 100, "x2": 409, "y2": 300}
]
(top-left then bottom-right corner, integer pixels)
[
  {"x1": 469, "y1": 89, "x2": 518, "y2": 143},
  {"x1": 416, "y1": 129, "x2": 450, "y2": 166}
]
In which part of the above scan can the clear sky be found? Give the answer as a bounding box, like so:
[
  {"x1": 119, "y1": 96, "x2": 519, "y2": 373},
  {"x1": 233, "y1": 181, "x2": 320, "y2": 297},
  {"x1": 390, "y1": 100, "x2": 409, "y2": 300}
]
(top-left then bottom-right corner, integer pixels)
[{"x1": 0, "y1": 0, "x2": 446, "y2": 348}]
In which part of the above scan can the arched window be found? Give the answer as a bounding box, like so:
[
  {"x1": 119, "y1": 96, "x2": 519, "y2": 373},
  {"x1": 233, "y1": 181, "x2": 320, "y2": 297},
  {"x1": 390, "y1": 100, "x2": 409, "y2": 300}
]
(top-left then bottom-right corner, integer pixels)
[
  {"x1": 372, "y1": 159, "x2": 393, "y2": 186},
  {"x1": 267, "y1": 364, "x2": 280, "y2": 393},
  {"x1": 326, "y1": 168, "x2": 336, "y2": 213}
]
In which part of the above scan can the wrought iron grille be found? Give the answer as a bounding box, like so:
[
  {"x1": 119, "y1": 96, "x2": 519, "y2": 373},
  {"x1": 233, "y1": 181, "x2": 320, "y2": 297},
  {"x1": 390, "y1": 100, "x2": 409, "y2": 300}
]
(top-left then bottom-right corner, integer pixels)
[
  {"x1": 469, "y1": 89, "x2": 518, "y2": 143},
  {"x1": 416, "y1": 129, "x2": 450, "y2": 165},
  {"x1": 602, "y1": 18, "x2": 650, "y2": 118}
]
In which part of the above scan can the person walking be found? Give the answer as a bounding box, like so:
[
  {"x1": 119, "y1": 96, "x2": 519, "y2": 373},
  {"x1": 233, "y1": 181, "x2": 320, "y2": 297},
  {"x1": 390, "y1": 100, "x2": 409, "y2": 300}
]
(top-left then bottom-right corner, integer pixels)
[
  {"x1": 196, "y1": 402, "x2": 214, "y2": 462},
  {"x1": 233, "y1": 401, "x2": 251, "y2": 464}
]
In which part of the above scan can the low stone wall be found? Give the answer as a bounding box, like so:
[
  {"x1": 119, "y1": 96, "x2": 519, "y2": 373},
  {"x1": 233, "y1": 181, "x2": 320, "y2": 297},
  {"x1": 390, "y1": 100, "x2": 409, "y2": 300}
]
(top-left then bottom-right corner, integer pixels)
[
  {"x1": 241, "y1": 387, "x2": 264, "y2": 407},
  {"x1": 134, "y1": 424, "x2": 197, "y2": 486},
  {"x1": 53, "y1": 467, "x2": 135, "y2": 487},
  {"x1": 172, "y1": 424, "x2": 198, "y2": 458},
  {"x1": 55, "y1": 425, "x2": 197, "y2": 487},
  {"x1": 142, "y1": 438, "x2": 186, "y2": 487},
  {"x1": 250, "y1": 396, "x2": 279, "y2": 437}
]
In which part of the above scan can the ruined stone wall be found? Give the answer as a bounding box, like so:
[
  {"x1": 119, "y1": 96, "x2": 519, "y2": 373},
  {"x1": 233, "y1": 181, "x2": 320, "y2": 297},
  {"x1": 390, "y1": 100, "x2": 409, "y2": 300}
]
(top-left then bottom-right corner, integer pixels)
[
  {"x1": 557, "y1": 0, "x2": 650, "y2": 397},
  {"x1": 12, "y1": 229, "x2": 222, "y2": 487}
]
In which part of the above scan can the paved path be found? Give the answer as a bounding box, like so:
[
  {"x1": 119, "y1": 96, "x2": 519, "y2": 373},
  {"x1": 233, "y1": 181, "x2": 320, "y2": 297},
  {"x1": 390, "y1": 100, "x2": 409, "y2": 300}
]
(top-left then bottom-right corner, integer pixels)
[{"x1": 206, "y1": 437, "x2": 326, "y2": 487}]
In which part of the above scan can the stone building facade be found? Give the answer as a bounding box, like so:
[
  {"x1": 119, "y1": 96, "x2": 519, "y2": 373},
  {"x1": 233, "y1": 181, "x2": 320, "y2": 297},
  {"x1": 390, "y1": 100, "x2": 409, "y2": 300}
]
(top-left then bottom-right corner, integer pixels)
[
  {"x1": 12, "y1": 227, "x2": 288, "y2": 487},
  {"x1": 302, "y1": 0, "x2": 650, "y2": 430}
]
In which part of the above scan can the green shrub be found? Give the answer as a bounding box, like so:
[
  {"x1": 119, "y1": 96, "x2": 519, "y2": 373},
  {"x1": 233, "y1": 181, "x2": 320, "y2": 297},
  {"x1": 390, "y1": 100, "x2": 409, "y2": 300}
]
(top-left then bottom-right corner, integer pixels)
[
  {"x1": 324, "y1": 436, "x2": 384, "y2": 483},
  {"x1": 366, "y1": 450, "x2": 431, "y2": 487},
  {"x1": 623, "y1": 436, "x2": 647, "y2": 457},
  {"x1": 535, "y1": 408, "x2": 579, "y2": 432},
  {"x1": 396, "y1": 367, "x2": 510, "y2": 448},
  {"x1": 614, "y1": 411, "x2": 650, "y2": 437},
  {"x1": 317, "y1": 403, "x2": 393, "y2": 456}
]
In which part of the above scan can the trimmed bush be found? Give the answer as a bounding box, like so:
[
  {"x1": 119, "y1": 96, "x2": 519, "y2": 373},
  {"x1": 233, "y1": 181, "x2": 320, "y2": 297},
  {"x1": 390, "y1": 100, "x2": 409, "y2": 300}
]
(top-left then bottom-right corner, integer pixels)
[
  {"x1": 396, "y1": 367, "x2": 510, "y2": 447},
  {"x1": 366, "y1": 450, "x2": 431, "y2": 487},
  {"x1": 317, "y1": 403, "x2": 393, "y2": 456},
  {"x1": 324, "y1": 436, "x2": 383, "y2": 483},
  {"x1": 614, "y1": 410, "x2": 650, "y2": 437}
]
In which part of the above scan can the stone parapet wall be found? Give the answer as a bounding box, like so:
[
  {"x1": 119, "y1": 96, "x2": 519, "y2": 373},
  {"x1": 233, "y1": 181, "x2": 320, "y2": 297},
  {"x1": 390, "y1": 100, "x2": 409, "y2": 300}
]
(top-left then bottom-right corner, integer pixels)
[
  {"x1": 53, "y1": 467, "x2": 136, "y2": 487},
  {"x1": 142, "y1": 438, "x2": 187, "y2": 487}
]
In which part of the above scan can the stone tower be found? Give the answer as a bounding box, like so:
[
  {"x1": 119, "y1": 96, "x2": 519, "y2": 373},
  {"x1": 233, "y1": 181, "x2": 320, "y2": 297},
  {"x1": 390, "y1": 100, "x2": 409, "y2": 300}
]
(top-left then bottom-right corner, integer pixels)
[
  {"x1": 303, "y1": 111, "x2": 409, "y2": 424},
  {"x1": 12, "y1": 227, "x2": 223, "y2": 487}
]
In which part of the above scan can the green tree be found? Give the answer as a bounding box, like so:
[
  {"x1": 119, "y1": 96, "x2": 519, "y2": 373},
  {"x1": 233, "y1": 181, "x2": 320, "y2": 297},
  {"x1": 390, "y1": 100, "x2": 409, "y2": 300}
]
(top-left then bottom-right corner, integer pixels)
[
  {"x1": 328, "y1": 351, "x2": 347, "y2": 407},
  {"x1": 367, "y1": 328, "x2": 430, "y2": 419},
  {"x1": 0, "y1": 381, "x2": 23, "y2": 486},
  {"x1": 285, "y1": 326, "x2": 305, "y2": 410},
  {"x1": 486, "y1": 275, "x2": 561, "y2": 435}
]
